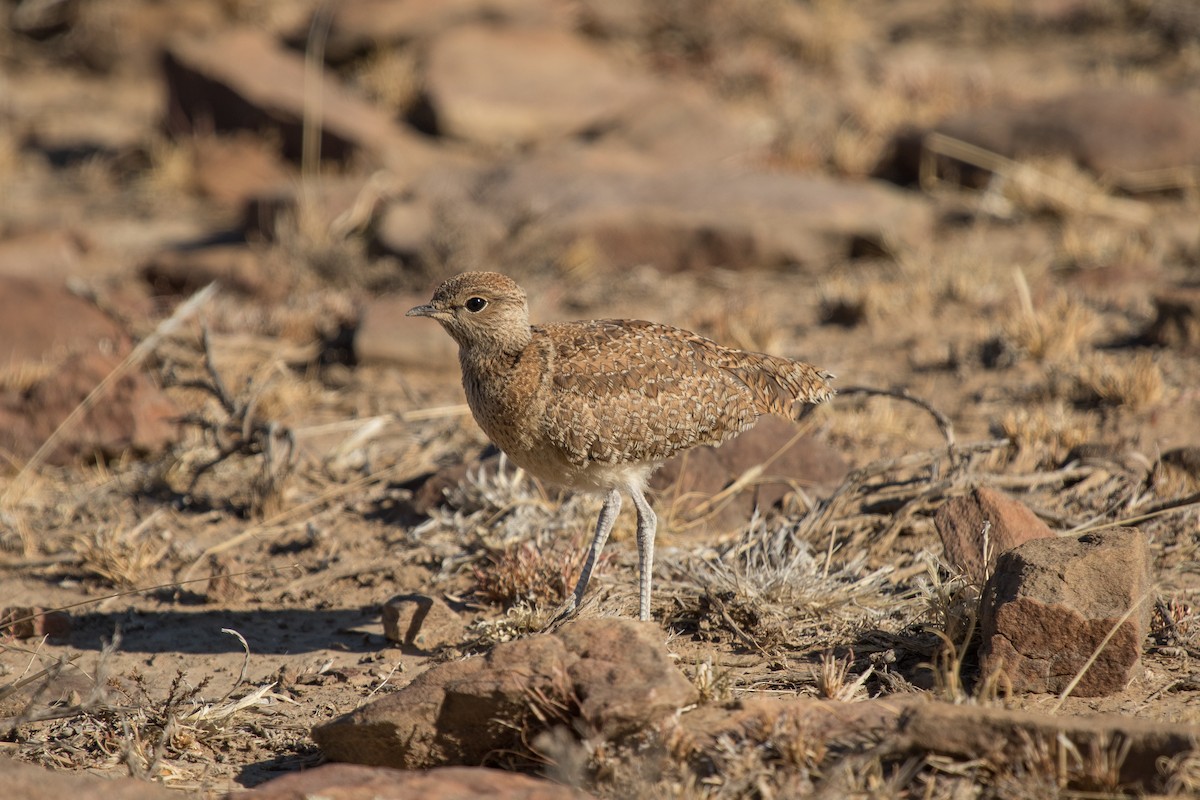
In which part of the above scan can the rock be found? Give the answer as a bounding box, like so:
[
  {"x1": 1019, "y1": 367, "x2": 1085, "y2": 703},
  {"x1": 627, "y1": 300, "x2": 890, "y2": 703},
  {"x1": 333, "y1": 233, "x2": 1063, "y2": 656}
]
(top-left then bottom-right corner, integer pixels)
[
  {"x1": 309, "y1": 0, "x2": 571, "y2": 62},
  {"x1": 881, "y1": 90, "x2": 1200, "y2": 186},
  {"x1": 478, "y1": 151, "x2": 931, "y2": 272},
  {"x1": 381, "y1": 593, "x2": 465, "y2": 651},
  {"x1": 354, "y1": 293, "x2": 459, "y2": 370},
  {"x1": 190, "y1": 135, "x2": 292, "y2": 209},
  {"x1": 140, "y1": 245, "x2": 282, "y2": 301},
  {"x1": 0, "y1": 279, "x2": 178, "y2": 464},
  {"x1": 0, "y1": 606, "x2": 71, "y2": 639},
  {"x1": 651, "y1": 417, "x2": 847, "y2": 535},
  {"x1": 0, "y1": 757, "x2": 179, "y2": 800},
  {"x1": 162, "y1": 28, "x2": 450, "y2": 171},
  {"x1": 0, "y1": 228, "x2": 90, "y2": 281},
  {"x1": 979, "y1": 529, "x2": 1153, "y2": 696},
  {"x1": 897, "y1": 701, "x2": 1200, "y2": 792},
  {"x1": 422, "y1": 26, "x2": 657, "y2": 146},
  {"x1": 933, "y1": 487, "x2": 1055, "y2": 583},
  {"x1": 586, "y1": 83, "x2": 773, "y2": 167},
  {"x1": 313, "y1": 618, "x2": 696, "y2": 768},
  {"x1": 238, "y1": 763, "x2": 592, "y2": 800},
  {"x1": 0, "y1": 348, "x2": 180, "y2": 466},
  {"x1": 0, "y1": 276, "x2": 125, "y2": 368},
  {"x1": 1142, "y1": 286, "x2": 1200, "y2": 350}
]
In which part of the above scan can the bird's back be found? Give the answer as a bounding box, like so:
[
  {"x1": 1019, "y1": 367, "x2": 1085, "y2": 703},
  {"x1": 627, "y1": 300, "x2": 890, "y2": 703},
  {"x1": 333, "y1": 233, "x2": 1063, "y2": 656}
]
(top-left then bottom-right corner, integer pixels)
[{"x1": 532, "y1": 319, "x2": 833, "y2": 471}]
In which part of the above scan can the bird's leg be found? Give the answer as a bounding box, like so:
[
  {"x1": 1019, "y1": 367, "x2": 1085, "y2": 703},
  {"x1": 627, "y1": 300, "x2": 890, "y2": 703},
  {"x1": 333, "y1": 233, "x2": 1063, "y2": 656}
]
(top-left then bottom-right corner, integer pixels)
[
  {"x1": 629, "y1": 485, "x2": 657, "y2": 621},
  {"x1": 552, "y1": 488, "x2": 621, "y2": 623}
]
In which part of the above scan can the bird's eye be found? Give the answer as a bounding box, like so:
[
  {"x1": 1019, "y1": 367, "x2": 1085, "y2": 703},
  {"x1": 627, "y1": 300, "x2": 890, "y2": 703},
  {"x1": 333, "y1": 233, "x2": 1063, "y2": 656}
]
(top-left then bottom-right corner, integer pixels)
[{"x1": 464, "y1": 297, "x2": 488, "y2": 313}]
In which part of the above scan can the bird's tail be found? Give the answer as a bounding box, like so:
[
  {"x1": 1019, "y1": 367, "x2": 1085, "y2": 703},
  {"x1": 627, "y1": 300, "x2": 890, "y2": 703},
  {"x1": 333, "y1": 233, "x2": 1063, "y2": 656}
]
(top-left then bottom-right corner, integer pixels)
[{"x1": 727, "y1": 353, "x2": 835, "y2": 420}]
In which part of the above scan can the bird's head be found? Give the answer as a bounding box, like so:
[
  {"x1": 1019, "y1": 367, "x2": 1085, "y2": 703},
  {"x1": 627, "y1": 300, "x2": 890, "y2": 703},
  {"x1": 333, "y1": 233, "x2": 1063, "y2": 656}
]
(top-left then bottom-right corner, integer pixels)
[{"x1": 407, "y1": 271, "x2": 532, "y2": 353}]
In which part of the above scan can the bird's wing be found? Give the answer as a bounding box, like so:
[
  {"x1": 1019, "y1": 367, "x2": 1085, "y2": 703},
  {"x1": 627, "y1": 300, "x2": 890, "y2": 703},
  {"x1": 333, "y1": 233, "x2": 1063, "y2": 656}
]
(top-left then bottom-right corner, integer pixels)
[{"x1": 533, "y1": 320, "x2": 762, "y2": 465}]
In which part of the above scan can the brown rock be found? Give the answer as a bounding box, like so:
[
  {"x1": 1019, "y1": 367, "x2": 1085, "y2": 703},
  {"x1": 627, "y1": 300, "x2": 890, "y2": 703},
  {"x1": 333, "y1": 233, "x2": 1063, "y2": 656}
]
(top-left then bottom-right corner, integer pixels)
[
  {"x1": 651, "y1": 417, "x2": 847, "y2": 535},
  {"x1": 0, "y1": 606, "x2": 71, "y2": 639},
  {"x1": 933, "y1": 487, "x2": 1055, "y2": 583},
  {"x1": 238, "y1": 763, "x2": 592, "y2": 800},
  {"x1": 0, "y1": 228, "x2": 90, "y2": 281},
  {"x1": 479, "y1": 152, "x2": 931, "y2": 272},
  {"x1": 423, "y1": 26, "x2": 657, "y2": 146},
  {"x1": 313, "y1": 618, "x2": 696, "y2": 768},
  {"x1": 162, "y1": 28, "x2": 449, "y2": 170},
  {"x1": 0, "y1": 276, "x2": 124, "y2": 369},
  {"x1": 310, "y1": 0, "x2": 571, "y2": 62},
  {"x1": 190, "y1": 135, "x2": 292, "y2": 209},
  {"x1": 882, "y1": 90, "x2": 1200, "y2": 186},
  {"x1": 979, "y1": 528, "x2": 1153, "y2": 696},
  {"x1": 381, "y1": 593, "x2": 465, "y2": 651},
  {"x1": 354, "y1": 293, "x2": 459, "y2": 370},
  {"x1": 0, "y1": 349, "x2": 179, "y2": 466},
  {"x1": 0, "y1": 757, "x2": 180, "y2": 800},
  {"x1": 897, "y1": 701, "x2": 1200, "y2": 792}
]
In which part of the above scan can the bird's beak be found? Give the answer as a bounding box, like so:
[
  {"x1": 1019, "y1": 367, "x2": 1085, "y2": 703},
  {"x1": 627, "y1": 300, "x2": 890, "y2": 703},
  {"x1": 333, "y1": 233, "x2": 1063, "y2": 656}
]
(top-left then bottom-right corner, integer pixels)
[{"x1": 406, "y1": 303, "x2": 441, "y2": 319}]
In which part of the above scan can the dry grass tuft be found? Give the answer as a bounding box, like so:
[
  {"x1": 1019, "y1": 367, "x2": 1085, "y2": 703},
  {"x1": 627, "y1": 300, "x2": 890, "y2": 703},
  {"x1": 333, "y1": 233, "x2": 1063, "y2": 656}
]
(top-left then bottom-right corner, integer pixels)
[
  {"x1": 72, "y1": 517, "x2": 173, "y2": 589},
  {"x1": 672, "y1": 515, "x2": 894, "y2": 651},
  {"x1": 415, "y1": 456, "x2": 602, "y2": 615},
  {"x1": 995, "y1": 402, "x2": 1098, "y2": 469},
  {"x1": 1002, "y1": 291, "x2": 1099, "y2": 363},
  {"x1": 1071, "y1": 352, "x2": 1165, "y2": 411}
]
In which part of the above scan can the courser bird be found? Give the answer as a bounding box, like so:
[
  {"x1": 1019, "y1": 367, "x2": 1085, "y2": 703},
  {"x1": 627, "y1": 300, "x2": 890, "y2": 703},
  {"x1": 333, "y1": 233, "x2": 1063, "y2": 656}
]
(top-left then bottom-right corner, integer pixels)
[{"x1": 408, "y1": 272, "x2": 834, "y2": 621}]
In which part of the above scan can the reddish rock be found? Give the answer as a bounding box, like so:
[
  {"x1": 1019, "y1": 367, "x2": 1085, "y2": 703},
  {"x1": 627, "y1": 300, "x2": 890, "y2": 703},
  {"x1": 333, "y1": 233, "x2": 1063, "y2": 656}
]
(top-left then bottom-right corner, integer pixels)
[
  {"x1": 313, "y1": 618, "x2": 696, "y2": 769},
  {"x1": 423, "y1": 26, "x2": 657, "y2": 146},
  {"x1": 979, "y1": 529, "x2": 1153, "y2": 696},
  {"x1": 190, "y1": 135, "x2": 292, "y2": 209},
  {"x1": 310, "y1": 0, "x2": 571, "y2": 62},
  {"x1": 0, "y1": 277, "x2": 124, "y2": 368},
  {"x1": 0, "y1": 757, "x2": 178, "y2": 800},
  {"x1": 651, "y1": 417, "x2": 847, "y2": 535},
  {"x1": 162, "y1": 28, "x2": 449, "y2": 170},
  {"x1": 479, "y1": 151, "x2": 931, "y2": 272},
  {"x1": 239, "y1": 763, "x2": 592, "y2": 800},
  {"x1": 381, "y1": 593, "x2": 465, "y2": 651},
  {"x1": 0, "y1": 228, "x2": 90, "y2": 281},
  {"x1": 933, "y1": 487, "x2": 1054, "y2": 583},
  {"x1": 882, "y1": 90, "x2": 1200, "y2": 185},
  {"x1": 0, "y1": 348, "x2": 179, "y2": 465},
  {"x1": 354, "y1": 293, "x2": 460, "y2": 371},
  {"x1": 0, "y1": 606, "x2": 71, "y2": 639}
]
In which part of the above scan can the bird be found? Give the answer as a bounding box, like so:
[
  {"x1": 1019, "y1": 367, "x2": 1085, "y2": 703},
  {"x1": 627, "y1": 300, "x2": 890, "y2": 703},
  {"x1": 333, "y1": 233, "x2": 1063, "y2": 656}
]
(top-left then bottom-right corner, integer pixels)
[{"x1": 407, "y1": 271, "x2": 834, "y2": 621}]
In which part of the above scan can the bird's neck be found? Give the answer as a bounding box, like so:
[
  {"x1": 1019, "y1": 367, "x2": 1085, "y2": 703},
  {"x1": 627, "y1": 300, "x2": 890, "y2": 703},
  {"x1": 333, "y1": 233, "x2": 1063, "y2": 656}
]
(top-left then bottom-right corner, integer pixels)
[{"x1": 457, "y1": 331, "x2": 532, "y2": 377}]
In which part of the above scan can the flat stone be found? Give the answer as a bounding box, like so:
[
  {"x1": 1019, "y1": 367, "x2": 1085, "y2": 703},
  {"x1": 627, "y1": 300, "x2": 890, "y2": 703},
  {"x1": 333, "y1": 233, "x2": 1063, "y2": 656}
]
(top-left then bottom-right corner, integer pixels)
[
  {"x1": 354, "y1": 293, "x2": 459, "y2": 370},
  {"x1": 163, "y1": 27, "x2": 452, "y2": 171},
  {"x1": 238, "y1": 763, "x2": 592, "y2": 800},
  {"x1": 651, "y1": 417, "x2": 847, "y2": 535},
  {"x1": 309, "y1": 0, "x2": 572, "y2": 62},
  {"x1": 0, "y1": 757, "x2": 180, "y2": 800},
  {"x1": 423, "y1": 26, "x2": 657, "y2": 146},
  {"x1": 381, "y1": 593, "x2": 465, "y2": 651},
  {"x1": 313, "y1": 618, "x2": 696, "y2": 768},
  {"x1": 478, "y1": 151, "x2": 931, "y2": 272},
  {"x1": 979, "y1": 528, "x2": 1153, "y2": 696},
  {"x1": 882, "y1": 89, "x2": 1200, "y2": 186},
  {"x1": 933, "y1": 487, "x2": 1055, "y2": 583}
]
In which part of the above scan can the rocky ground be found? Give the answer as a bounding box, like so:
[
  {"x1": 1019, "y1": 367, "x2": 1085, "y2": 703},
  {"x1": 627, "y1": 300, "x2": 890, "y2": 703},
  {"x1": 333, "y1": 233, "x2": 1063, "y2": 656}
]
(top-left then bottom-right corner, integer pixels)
[{"x1": 2, "y1": 1, "x2": 1200, "y2": 798}]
